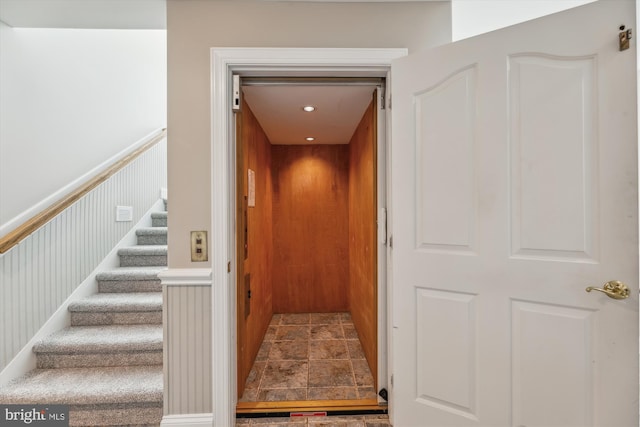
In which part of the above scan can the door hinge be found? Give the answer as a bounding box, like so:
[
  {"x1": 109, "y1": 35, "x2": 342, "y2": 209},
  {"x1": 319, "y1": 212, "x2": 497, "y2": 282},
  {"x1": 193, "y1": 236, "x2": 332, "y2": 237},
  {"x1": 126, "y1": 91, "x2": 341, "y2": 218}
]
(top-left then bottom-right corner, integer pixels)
[
  {"x1": 379, "y1": 208, "x2": 387, "y2": 245},
  {"x1": 619, "y1": 25, "x2": 632, "y2": 51},
  {"x1": 232, "y1": 74, "x2": 242, "y2": 112},
  {"x1": 227, "y1": 261, "x2": 231, "y2": 273},
  {"x1": 390, "y1": 374, "x2": 394, "y2": 387},
  {"x1": 389, "y1": 235, "x2": 393, "y2": 249},
  {"x1": 379, "y1": 86, "x2": 386, "y2": 110}
]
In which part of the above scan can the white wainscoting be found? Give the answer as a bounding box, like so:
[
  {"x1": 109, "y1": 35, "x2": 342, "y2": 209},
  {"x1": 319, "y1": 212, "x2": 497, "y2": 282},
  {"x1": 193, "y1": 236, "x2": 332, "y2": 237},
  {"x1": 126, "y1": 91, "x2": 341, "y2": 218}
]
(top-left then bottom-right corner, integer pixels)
[
  {"x1": 0, "y1": 133, "x2": 167, "y2": 373},
  {"x1": 160, "y1": 268, "x2": 213, "y2": 416}
]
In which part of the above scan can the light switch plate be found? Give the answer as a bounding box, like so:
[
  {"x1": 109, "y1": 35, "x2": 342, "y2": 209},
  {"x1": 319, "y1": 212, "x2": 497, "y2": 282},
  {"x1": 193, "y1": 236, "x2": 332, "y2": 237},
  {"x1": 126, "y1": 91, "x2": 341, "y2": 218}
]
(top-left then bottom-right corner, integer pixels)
[
  {"x1": 116, "y1": 206, "x2": 133, "y2": 222},
  {"x1": 190, "y1": 231, "x2": 208, "y2": 262}
]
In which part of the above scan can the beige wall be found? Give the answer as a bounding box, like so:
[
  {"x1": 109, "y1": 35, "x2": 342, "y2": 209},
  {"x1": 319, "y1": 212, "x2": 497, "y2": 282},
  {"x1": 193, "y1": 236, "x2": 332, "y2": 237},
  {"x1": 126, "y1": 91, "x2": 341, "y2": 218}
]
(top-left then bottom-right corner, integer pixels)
[{"x1": 167, "y1": 0, "x2": 452, "y2": 268}]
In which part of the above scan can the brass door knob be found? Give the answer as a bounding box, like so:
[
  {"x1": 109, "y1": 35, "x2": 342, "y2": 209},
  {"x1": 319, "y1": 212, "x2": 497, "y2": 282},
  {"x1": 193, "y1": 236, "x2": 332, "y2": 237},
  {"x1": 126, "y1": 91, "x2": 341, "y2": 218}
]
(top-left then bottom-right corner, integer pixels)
[{"x1": 585, "y1": 280, "x2": 630, "y2": 300}]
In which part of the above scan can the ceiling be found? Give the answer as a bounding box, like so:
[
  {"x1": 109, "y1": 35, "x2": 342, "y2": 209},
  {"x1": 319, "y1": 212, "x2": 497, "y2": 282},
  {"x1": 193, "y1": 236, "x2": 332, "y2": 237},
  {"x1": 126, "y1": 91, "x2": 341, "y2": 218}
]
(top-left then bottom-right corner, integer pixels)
[{"x1": 243, "y1": 85, "x2": 378, "y2": 145}]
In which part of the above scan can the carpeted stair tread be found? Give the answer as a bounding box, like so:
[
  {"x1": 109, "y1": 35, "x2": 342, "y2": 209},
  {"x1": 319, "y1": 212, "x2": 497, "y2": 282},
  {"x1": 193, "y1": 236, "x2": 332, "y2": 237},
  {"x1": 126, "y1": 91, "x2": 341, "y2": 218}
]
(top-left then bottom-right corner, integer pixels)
[
  {"x1": 69, "y1": 293, "x2": 162, "y2": 313},
  {"x1": 136, "y1": 227, "x2": 167, "y2": 235},
  {"x1": 0, "y1": 205, "x2": 167, "y2": 424},
  {"x1": 118, "y1": 246, "x2": 167, "y2": 267},
  {"x1": 33, "y1": 325, "x2": 162, "y2": 354},
  {"x1": 0, "y1": 366, "x2": 162, "y2": 405},
  {"x1": 96, "y1": 267, "x2": 164, "y2": 293},
  {"x1": 136, "y1": 228, "x2": 167, "y2": 245},
  {"x1": 96, "y1": 267, "x2": 166, "y2": 282},
  {"x1": 118, "y1": 246, "x2": 167, "y2": 256},
  {"x1": 150, "y1": 212, "x2": 167, "y2": 227}
]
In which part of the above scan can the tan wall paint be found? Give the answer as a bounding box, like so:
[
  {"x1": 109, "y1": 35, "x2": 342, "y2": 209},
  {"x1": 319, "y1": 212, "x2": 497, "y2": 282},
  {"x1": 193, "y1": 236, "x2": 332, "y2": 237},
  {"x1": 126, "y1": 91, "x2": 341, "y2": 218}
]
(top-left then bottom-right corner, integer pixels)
[{"x1": 166, "y1": 0, "x2": 452, "y2": 267}]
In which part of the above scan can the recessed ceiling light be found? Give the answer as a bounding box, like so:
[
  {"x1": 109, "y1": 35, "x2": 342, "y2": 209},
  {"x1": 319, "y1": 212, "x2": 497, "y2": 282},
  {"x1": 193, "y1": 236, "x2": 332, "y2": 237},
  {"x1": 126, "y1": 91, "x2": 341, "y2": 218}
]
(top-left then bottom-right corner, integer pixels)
[
  {"x1": 302, "y1": 106, "x2": 316, "y2": 112},
  {"x1": 306, "y1": 137, "x2": 315, "y2": 141}
]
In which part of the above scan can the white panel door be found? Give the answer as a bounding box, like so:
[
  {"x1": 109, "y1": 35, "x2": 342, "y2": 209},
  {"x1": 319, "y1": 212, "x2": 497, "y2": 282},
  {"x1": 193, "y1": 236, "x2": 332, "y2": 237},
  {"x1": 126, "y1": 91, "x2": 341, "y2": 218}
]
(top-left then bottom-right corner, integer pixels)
[{"x1": 390, "y1": 2, "x2": 638, "y2": 426}]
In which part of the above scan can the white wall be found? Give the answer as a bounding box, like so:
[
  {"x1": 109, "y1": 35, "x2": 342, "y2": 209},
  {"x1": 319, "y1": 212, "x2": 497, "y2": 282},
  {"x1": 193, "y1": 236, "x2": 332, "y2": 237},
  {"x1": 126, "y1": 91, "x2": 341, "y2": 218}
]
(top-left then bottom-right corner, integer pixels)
[
  {"x1": 0, "y1": 22, "x2": 166, "y2": 234},
  {"x1": 0, "y1": 0, "x2": 165, "y2": 29},
  {"x1": 452, "y1": 0, "x2": 596, "y2": 41}
]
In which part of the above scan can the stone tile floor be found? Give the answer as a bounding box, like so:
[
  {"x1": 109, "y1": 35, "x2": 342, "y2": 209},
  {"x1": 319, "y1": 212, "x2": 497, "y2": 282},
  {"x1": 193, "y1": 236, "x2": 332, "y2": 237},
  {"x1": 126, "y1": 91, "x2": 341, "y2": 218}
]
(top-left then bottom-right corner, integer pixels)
[
  {"x1": 240, "y1": 313, "x2": 376, "y2": 402},
  {"x1": 236, "y1": 414, "x2": 390, "y2": 426}
]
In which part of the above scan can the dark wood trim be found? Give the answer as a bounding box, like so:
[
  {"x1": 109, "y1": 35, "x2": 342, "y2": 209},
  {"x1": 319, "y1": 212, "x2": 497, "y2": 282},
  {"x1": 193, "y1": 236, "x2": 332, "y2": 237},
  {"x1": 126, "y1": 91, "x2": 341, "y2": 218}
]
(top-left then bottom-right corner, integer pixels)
[{"x1": 0, "y1": 129, "x2": 167, "y2": 254}]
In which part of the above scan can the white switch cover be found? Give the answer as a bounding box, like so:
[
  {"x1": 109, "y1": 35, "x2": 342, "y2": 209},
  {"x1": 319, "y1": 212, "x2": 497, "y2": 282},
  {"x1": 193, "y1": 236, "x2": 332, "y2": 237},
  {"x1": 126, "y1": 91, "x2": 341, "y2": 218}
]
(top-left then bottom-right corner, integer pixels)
[{"x1": 116, "y1": 206, "x2": 133, "y2": 222}]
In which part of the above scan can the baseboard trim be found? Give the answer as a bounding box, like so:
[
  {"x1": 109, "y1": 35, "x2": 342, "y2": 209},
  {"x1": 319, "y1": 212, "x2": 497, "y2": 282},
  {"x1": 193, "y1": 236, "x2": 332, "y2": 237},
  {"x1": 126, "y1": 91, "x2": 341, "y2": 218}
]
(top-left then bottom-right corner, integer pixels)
[{"x1": 160, "y1": 413, "x2": 213, "y2": 426}]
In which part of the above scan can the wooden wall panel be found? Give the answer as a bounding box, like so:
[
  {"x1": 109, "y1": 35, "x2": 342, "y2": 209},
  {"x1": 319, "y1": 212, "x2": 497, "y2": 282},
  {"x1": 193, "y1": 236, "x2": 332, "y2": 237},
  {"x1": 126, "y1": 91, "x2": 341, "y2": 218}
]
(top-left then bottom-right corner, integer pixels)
[
  {"x1": 348, "y1": 98, "x2": 377, "y2": 385},
  {"x1": 236, "y1": 100, "x2": 273, "y2": 397},
  {"x1": 272, "y1": 145, "x2": 349, "y2": 313}
]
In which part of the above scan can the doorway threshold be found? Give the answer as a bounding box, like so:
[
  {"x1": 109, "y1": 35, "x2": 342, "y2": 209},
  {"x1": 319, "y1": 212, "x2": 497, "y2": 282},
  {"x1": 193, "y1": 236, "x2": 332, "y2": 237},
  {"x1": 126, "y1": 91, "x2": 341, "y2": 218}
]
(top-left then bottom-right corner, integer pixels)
[{"x1": 236, "y1": 398, "x2": 385, "y2": 416}]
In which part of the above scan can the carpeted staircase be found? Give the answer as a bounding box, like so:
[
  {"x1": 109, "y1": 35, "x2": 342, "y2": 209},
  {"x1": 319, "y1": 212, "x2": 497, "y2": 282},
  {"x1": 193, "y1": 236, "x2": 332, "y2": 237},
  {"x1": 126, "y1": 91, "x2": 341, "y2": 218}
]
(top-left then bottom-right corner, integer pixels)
[{"x1": 0, "y1": 205, "x2": 168, "y2": 426}]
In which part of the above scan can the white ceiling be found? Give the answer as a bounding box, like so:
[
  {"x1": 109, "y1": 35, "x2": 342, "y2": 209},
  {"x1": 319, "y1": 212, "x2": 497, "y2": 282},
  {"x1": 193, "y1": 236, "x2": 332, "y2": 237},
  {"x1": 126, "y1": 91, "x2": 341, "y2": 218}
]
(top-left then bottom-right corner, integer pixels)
[
  {"x1": 243, "y1": 85, "x2": 377, "y2": 145},
  {"x1": 0, "y1": 0, "x2": 166, "y2": 29}
]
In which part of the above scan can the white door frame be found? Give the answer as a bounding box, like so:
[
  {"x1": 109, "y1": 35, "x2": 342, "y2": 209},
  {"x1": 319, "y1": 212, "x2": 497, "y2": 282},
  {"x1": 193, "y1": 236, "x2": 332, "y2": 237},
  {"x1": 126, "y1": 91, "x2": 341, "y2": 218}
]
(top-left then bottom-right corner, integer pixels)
[{"x1": 210, "y1": 47, "x2": 406, "y2": 426}]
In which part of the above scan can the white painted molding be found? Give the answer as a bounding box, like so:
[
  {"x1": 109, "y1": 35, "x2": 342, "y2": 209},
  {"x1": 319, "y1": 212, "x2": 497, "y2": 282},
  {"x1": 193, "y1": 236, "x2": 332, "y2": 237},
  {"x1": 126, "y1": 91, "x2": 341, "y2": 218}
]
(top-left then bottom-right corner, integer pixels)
[
  {"x1": 158, "y1": 268, "x2": 212, "y2": 286},
  {"x1": 0, "y1": 198, "x2": 165, "y2": 387},
  {"x1": 0, "y1": 127, "x2": 166, "y2": 238},
  {"x1": 210, "y1": 47, "x2": 408, "y2": 79},
  {"x1": 210, "y1": 47, "x2": 407, "y2": 427},
  {"x1": 160, "y1": 413, "x2": 213, "y2": 427}
]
